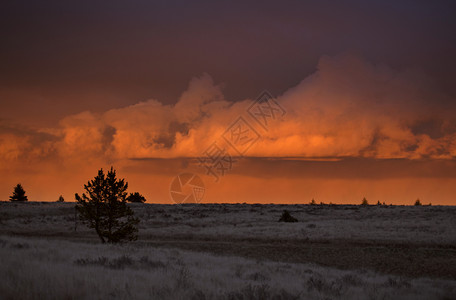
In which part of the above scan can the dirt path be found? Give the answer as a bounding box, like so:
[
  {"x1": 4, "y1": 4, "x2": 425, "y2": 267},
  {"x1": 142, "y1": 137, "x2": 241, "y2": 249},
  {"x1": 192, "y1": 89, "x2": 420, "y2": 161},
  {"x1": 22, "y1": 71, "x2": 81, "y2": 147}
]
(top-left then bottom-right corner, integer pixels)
[
  {"x1": 143, "y1": 236, "x2": 456, "y2": 280},
  {"x1": 3, "y1": 230, "x2": 456, "y2": 280}
]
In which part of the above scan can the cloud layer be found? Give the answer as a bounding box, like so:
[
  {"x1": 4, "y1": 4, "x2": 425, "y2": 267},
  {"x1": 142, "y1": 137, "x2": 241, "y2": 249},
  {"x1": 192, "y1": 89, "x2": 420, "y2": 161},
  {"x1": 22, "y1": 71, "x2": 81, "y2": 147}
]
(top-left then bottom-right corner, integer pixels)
[
  {"x1": 1, "y1": 54, "x2": 456, "y2": 204},
  {"x1": 1, "y1": 54, "x2": 455, "y2": 167}
]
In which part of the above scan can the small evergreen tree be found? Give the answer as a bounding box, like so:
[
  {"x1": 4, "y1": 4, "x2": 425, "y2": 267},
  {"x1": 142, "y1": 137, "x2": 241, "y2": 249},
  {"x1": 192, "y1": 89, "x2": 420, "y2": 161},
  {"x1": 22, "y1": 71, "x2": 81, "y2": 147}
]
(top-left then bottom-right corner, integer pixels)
[
  {"x1": 75, "y1": 167, "x2": 139, "y2": 243},
  {"x1": 57, "y1": 195, "x2": 65, "y2": 202},
  {"x1": 9, "y1": 184, "x2": 28, "y2": 202},
  {"x1": 127, "y1": 192, "x2": 146, "y2": 203},
  {"x1": 414, "y1": 198, "x2": 422, "y2": 206},
  {"x1": 361, "y1": 197, "x2": 369, "y2": 206},
  {"x1": 310, "y1": 198, "x2": 316, "y2": 205}
]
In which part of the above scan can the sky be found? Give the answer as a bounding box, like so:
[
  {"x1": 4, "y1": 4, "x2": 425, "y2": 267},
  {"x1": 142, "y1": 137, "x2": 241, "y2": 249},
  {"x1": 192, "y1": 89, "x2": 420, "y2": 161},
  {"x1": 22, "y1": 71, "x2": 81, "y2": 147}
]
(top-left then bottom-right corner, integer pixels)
[{"x1": 1, "y1": 0, "x2": 456, "y2": 204}]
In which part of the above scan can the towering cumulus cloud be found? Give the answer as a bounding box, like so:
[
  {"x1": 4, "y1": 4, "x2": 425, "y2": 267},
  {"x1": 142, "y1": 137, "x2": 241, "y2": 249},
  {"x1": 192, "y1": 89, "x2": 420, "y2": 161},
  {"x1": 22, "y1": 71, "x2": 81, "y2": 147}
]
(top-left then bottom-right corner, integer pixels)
[
  {"x1": 23, "y1": 54, "x2": 455, "y2": 161},
  {"x1": 1, "y1": 55, "x2": 455, "y2": 203},
  {"x1": 271, "y1": 55, "x2": 456, "y2": 159}
]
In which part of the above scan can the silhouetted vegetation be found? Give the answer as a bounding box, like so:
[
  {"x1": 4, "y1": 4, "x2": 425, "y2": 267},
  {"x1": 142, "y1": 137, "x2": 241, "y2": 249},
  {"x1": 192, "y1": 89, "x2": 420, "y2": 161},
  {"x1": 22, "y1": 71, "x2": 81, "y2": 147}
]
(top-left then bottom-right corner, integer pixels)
[
  {"x1": 310, "y1": 198, "x2": 316, "y2": 205},
  {"x1": 361, "y1": 197, "x2": 369, "y2": 206},
  {"x1": 75, "y1": 167, "x2": 139, "y2": 243},
  {"x1": 57, "y1": 195, "x2": 64, "y2": 202},
  {"x1": 414, "y1": 198, "x2": 422, "y2": 206},
  {"x1": 279, "y1": 210, "x2": 298, "y2": 222},
  {"x1": 127, "y1": 192, "x2": 146, "y2": 203},
  {"x1": 9, "y1": 184, "x2": 28, "y2": 202}
]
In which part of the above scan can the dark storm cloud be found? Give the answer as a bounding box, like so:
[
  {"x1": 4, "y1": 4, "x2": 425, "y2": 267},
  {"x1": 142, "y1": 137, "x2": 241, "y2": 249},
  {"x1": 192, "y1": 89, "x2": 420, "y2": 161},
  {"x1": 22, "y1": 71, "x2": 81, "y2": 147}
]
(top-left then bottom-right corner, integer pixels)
[
  {"x1": 123, "y1": 156, "x2": 456, "y2": 180},
  {"x1": 1, "y1": 0, "x2": 456, "y2": 126},
  {"x1": 228, "y1": 157, "x2": 456, "y2": 179},
  {"x1": 153, "y1": 121, "x2": 189, "y2": 149}
]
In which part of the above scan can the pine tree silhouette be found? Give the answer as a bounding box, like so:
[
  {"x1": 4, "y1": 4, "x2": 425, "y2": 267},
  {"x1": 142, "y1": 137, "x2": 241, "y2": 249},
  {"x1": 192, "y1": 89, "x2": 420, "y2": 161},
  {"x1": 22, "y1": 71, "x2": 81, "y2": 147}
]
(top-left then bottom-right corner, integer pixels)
[
  {"x1": 75, "y1": 167, "x2": 139, "y2": 243},
  {"x1": 9, "y1": 184, "x2": 28, "y2": 202}
]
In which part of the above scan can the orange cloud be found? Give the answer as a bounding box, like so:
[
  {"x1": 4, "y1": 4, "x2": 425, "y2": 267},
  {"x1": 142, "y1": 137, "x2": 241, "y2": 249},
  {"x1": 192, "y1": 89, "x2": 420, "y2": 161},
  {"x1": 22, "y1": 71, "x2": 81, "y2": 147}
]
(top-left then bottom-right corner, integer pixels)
[
  {"x1": 1, "y1": 55, "x2": 456, "y2": 203},
  {"x1": 2, "y1": 54, "x2": 455, "y2": 164}
]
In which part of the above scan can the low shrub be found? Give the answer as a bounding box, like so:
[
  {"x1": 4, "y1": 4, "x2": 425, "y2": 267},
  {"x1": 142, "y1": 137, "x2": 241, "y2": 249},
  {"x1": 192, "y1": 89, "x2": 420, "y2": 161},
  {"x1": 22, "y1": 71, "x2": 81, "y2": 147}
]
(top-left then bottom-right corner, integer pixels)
[{"x1": 279, "y1": 210, "x2": 298, "y2": 222}]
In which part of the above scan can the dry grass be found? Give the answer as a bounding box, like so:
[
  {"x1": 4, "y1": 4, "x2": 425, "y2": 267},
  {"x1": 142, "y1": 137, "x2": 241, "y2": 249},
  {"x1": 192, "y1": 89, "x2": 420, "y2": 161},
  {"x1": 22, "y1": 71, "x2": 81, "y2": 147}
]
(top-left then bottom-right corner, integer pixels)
[
  {"x1": 1, "y1": 235, "x2": 455, "y2": 300},
  {"x1": 1, "y1": 202, "x2": 455, "y2": 245},
  {"x1": 1, "y1": 202, "x2": 456, "y2": 299}
]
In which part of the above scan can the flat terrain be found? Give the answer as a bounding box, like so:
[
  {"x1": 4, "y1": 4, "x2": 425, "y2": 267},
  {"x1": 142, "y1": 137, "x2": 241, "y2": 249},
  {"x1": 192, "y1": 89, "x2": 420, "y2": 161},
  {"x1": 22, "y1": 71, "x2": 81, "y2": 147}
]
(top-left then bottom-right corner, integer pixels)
[{"x1": 1, "y1": 202, "x2": 455, "y2": 299}]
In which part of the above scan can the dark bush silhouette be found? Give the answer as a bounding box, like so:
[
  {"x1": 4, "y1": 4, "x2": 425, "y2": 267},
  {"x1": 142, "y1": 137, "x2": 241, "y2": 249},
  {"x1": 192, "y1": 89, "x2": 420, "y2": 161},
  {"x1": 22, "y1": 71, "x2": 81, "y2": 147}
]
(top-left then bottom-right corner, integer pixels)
[
  {"x1": 414, "y1": 198, "x2": 422, "y2": 206},
  {"x1": 75, "y1": 167, "x2": 139, "y2": 243},
  {"x1": 57, "y1": 195, "x2": 64, "y2": 202},
  {"x1": 127, "y1": 192, "x2": 146, "y2": 203},
  {"x1": 361, "y1": 197, "x2": 369, "y2": 206},
  {"x1": 279, "y1": 210, "x2": 298, "y2": 222},
  {"x1": 9, "y1": 184, "x2": 28, "y2": 202},
  {"x1": 310, "y1": 198, "x2": 316, "y2": 205}
]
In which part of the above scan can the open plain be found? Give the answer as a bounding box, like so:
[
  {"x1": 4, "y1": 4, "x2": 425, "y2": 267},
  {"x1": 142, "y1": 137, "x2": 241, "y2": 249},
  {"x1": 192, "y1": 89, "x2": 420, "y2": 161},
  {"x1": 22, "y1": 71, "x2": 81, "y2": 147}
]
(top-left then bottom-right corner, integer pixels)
[{"x1": 1, "y1": 202, "x2": 455, "y2": 299}]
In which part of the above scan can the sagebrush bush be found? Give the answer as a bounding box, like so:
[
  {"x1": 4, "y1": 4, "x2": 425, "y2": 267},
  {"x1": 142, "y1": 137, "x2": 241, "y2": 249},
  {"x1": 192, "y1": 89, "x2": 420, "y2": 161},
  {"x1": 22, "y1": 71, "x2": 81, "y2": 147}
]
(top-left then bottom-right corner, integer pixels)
[{"x1": 279, "y1": 210, "x2": 298, "y2": 222}]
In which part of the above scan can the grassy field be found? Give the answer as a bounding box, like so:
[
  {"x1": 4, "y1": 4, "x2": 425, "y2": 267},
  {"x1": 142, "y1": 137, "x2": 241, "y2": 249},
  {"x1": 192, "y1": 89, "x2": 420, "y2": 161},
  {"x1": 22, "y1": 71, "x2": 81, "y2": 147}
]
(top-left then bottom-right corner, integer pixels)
[{"x1": 1, "y1": 202, "x2": 455, "y2": 299}]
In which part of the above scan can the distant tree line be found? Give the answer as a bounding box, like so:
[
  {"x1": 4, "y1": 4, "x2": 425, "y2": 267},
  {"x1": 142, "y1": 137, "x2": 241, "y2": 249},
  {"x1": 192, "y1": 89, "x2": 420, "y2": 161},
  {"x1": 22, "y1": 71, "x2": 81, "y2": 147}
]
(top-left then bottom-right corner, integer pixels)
[
  {"x1": 306, "y1": 197, "x2": 431, "y2": 206},
  {"x1": 7, "y1": 167, "x2": 146, "y2": 244}
]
